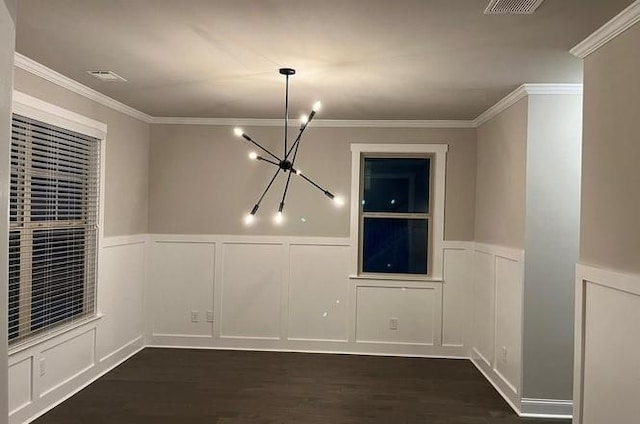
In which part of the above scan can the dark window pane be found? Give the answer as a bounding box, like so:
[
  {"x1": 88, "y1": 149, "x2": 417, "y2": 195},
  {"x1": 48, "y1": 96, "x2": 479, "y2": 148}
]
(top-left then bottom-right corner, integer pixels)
[
  {"x1": 31, "y1": 228, "x2": 86, "y2": 332},
  {"x1": 363, "y1": 158, "x2": 430, "y2": 213},
  {"x1": 362, "y1": 218, "x2": 428, "y2": 274},
  {"x1": 8, "y1": 232, "x2": 21, "y2": 340}
]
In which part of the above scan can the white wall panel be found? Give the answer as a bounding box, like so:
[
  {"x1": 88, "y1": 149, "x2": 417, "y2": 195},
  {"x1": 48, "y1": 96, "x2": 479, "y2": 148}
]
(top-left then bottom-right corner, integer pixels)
[
  {"x1": 288, "y1": 245, "x2": 349, "y2": 341},
  {"x1": 98, "y1": 242, "x2": 146, "y2": 360},
  {"x1": 40, "y1": 330, "x2": 95, "y2": 396},
  {"x1": 8, "y1": 358, "x2": 32, "y2": 414},
  {"x1": 355, "y1": 286, "x2": 438, "y2": 345},
  {"x1": 221, "y1": 243, "x2": 282, "y2": 339},
  {"x1": 473, "y1": 250, "x2": 495, "y2": 363},
  {"x1": 442, "y1": 247, "x2": 470, "y2": 346},
  {"x1": 582, "y1": 282, "x2": 640, "y2": 424},
  {"x1": 494, "y1": 256, "x2": 522, "y2": 392},
  {"x1": 151, "y1": 242, "x2": 215, "y2": 337}
]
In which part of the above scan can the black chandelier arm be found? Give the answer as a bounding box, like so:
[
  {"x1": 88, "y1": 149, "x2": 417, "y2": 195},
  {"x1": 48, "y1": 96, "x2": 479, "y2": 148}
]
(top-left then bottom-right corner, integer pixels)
[
  {"x1": 240, "y1": 133, "x2": 280, "y2": 162},
  {"x1": 297, "y1": 172, "x2": 335, "y2": 199},
  {"x1": 251, "y1": 166, "x2": 282, "y2": 213},
  {"x1": 278, "y1": 168, "x2": 295, "y2": 214},
  {"x1": 256, "y1": 156, "x2": 280, "y2": 167},
  {"x1": 285, "y1": 109, "x2": 317, "y2": 160}
]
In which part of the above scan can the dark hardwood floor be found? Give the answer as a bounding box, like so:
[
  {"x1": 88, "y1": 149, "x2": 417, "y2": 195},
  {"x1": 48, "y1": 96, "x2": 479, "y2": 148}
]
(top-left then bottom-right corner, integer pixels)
[{"x1": 34, "y1": 348, "x2": 571, "y2": 424}]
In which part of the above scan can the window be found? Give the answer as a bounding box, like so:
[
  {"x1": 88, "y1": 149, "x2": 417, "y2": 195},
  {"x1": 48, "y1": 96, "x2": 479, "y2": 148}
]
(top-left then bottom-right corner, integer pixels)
[
  {"x1": 9, "y1": 111, "x2": 101, "y2": 346},
  {"x1": 350, "y1": 144, "x2": 447, "y2": 280}
]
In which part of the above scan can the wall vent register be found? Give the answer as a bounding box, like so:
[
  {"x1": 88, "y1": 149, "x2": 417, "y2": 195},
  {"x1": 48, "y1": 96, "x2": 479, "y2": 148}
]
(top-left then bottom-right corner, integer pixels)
[{"x1": 484, "y1": 0, "x2": 545, "y2": 14}]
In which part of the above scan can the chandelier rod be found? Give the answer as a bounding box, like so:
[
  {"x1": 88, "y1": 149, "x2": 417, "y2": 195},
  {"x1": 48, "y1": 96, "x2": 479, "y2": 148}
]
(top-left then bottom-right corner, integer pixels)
[{"x1": 284, "y1": 72, "x2": 290, "y2": 156}]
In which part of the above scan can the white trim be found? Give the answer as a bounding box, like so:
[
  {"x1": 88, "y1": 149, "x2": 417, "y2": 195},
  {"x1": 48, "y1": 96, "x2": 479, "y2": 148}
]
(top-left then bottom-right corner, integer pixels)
[
  {"x1": 471, "y1": 348, "x2": 522, "y2": 415},
  {"x1": 101, "y1": 234, "x2": 148, "y2": 249},
  {"x1": 14, "y1": 53, "x2": 152, "y2": 123},
  {"x1": 570, "y1": 0, "x2": 640, "y2": 58},
  {"x1": 349, "y1": 144, "x2": 448, "y2": 281},
  {"x1": 18, "y1": 343, "x2": 144, "y2": 424},
  {"x1": 12, "y1": 91, "x2": 107, "y2": 137},
  {"x1": 151, "y1": 116, "x2": 476, "y2": 128},
  {"x1": 520, "y1": 398, "x2": 573, "y2": 419},
  {"x1": 573, "y1": 263, "x2": 640, "y2": 424},
  {"x1": 473, "y1": 84, "x2": 583, "y2": 127},
  {"x1": 473, "y1": 242, "x2": 525, "y2": 263}
]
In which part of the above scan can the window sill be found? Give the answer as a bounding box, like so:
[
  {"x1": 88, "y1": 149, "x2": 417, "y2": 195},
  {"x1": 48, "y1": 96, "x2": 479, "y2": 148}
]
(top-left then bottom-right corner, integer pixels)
[
  {"x1": 8, "y1": 314, "x2": 104, "y2": 356},
  {"x1": 349, "y1": 274, "x2": 444, "y2": 283}
]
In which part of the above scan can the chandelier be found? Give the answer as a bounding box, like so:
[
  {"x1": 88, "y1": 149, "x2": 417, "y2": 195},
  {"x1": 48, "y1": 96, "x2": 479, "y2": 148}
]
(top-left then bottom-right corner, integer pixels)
[{"x1": 234, "y1": 68, "x2": 343, "y2": 225}]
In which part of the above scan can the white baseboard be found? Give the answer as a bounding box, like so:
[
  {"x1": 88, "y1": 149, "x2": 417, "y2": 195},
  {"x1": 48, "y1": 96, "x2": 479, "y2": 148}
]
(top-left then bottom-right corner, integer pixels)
[
  {"x1": 13, "y1": 338, "x2": 144, "y2": 424},
  {"x1": 470, "y1": 348, "x2": 521, "y2": 415},
  {"x1": 521, "y1": 398, "x2": 573, "y2": 418}
]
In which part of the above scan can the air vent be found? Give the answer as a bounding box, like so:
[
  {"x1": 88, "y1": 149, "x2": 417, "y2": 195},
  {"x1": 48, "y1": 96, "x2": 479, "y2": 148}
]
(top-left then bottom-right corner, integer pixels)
[
  {"x1": 484, "y1": 0, "x2": 545, "y2": 14},
  {"x1": 86, "y1": 70, "x2": 127, "y2": 82}
]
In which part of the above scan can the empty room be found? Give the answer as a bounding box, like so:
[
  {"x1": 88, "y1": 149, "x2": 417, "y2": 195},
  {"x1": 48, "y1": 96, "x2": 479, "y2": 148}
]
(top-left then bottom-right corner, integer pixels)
[{"x1": 1, "y1": 1, "x2": 639, "y2": 423}]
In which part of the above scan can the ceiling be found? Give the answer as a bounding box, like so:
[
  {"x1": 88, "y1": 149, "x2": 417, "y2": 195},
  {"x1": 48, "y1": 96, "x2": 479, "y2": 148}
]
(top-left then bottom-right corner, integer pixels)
[{"x1": 15, "y1": 0, "x2": 634, "y2": 120}]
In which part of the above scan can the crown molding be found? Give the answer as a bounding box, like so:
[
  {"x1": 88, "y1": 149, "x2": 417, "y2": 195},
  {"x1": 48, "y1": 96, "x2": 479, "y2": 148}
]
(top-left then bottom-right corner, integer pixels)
[
  {"x1": 14, "y1": 52, "x2": 153, "y2": 123},
  {"x1": 570, "y1": 0, "x2": 640, "y2": 59},
  {"x1": 473, "y1": 84, "x2": 583, "y2": 127},
  {"x1": 151, "y1": 116, "x2": 476, "y2": 128},
  {"x1": 14, "y1": 53, "x2": 581, "y2": 130}
]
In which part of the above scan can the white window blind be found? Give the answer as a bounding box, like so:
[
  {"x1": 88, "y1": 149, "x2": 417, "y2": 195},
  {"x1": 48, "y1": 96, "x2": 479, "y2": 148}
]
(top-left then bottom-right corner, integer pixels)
[{"x1": 9, "y1": 114, "x2": 100, "y2": 346}]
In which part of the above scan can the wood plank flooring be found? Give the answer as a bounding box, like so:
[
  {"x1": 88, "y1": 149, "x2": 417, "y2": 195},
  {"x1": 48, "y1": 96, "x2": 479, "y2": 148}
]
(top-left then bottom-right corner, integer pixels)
[{"x1": 34, "y1": 348, "x2": 570, "y2": 424}]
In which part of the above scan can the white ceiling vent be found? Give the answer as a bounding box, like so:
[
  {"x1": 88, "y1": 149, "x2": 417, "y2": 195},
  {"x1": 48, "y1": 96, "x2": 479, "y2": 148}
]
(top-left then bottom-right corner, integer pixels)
[
  {"x1": 86, "y1": 70, "x2": 127, "y2": 82},
  {"x1": 484, "y1": 0, "x2": 546, "y2": 14}
]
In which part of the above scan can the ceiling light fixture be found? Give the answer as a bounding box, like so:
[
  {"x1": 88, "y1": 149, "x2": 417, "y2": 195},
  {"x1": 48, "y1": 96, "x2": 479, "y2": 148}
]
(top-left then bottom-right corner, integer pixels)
[{"x1": 234, "y1": 68, "x2": 342, "y2": 225}]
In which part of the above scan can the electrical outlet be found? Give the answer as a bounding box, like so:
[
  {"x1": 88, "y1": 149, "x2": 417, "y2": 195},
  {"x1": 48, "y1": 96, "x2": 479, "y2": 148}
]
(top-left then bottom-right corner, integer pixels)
[
  {"x1": 389, "y1": 317, "x2": 399, "y2": 331},
  {"x1": 501, "y1": 346, "x2": 508, "y2": 363},
  {"x1": 206, "y1": 310, "x2": 214, "y2": 323},
  {"x1": 190, "y1": 311, "x2": 200, "y2": 323},
  {"x1": 39, "y1": 358, "x2": 46, "y2": 376}
]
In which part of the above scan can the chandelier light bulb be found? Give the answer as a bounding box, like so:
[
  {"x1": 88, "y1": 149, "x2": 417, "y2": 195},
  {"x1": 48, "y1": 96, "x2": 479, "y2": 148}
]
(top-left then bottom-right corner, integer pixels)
[
  {"x1": 295, "y1": 169, "x2": 303, "y2": 176},
  {"x1": 243, "y1": 213, "x2": 255, "y2": 225},
  {"x1": 233, "y1": 127, "x2": 244, "y2": 137},
  {"x1": 300, "y1": 114, "x2": 309, "y2": 124},
  {"x1": 274, "y1": 211, "x2": 284, "y2": 224},
  {"x1": 312, "y1": 101, "x2": 322, "y2": 112},
  {"x1": 333, "y1": 196, "x2": 345, "y2": 207},
  {"x1": 248, "y1": 151, "x2": 258, "y2": 160}
]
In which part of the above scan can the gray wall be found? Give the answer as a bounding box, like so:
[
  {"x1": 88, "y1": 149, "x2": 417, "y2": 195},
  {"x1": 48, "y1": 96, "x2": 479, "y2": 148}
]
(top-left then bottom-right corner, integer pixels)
[
  {"x1": 1, "y1": 1, "x2": 17, "y2": 421},
  {"x1": 149, "y1": 125, "x2": 477, "y2": 238},
  {"x1": 475, "y1": 98, "x2": 528, "y2": 248},
  {"x1": 522, "y1": 94, "x2": 582, "y2": 400},
  {"x1": 12, "y1": 68, "x2": 150, "y2": 237},
  {"x1": 580, "y1": 22, "x2": 640, "y2": 275}
]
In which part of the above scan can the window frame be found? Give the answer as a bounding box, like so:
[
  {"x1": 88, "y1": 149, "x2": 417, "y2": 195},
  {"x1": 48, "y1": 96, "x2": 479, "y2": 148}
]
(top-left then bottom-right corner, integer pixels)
[
  {"x1": 349, "y1": 144, "x2": 448, "y2": 281},
  {"x1": 9, "y1": 91, "x2": 106, "y2": 351}
]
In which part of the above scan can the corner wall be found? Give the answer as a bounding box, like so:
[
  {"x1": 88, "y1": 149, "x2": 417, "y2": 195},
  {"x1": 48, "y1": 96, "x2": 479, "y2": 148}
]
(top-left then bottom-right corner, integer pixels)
[{"x1": 574, "y1": 17, "x2": 640, "y2": 424}]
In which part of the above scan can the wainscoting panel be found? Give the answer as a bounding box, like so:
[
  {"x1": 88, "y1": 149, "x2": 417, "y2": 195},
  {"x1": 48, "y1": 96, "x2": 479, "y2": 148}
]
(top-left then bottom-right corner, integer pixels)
[
  {"x1": 288, "y1": 244, "x2": 350, "y2": 342},
  {"x1": 494, "y1": 255, "x2": 522, "y2": 393},
  {"x1": 473, "y1": 249, "x2": 495, "y2": 364},
  {"x1": 442, "y1": 244, "x2": 471, "y2": 347},
  {"x1": 8, "y1": 357, "x2": 32, "y2": 415},
  {"x1": 470, "y1": 243, "x2": 524, "y2": 415},
  {"x1": 40, "y1": 329, "x2": 95, "y2": 396},
  {"x1": 355, "y1": 285, "x2": 439, "y2": 346},
  {"x1": 8, "y1": 235, "x2": 147, "y2": 424},
  {"x1": 147, "y1": 235, "x2": 469, "y2": 358},
  {"x1": 150, "y1": 241, "x2": 215, "y2": 337},
  {"x1": 220, "y1": 242, "x2": 283, "y2": 340},
  {"x1": 98, "y1": 241, "x2": 146, "y2": 360},
  {"x1": 575, "y1": 264, "x2": 640, "y2": 424}
]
